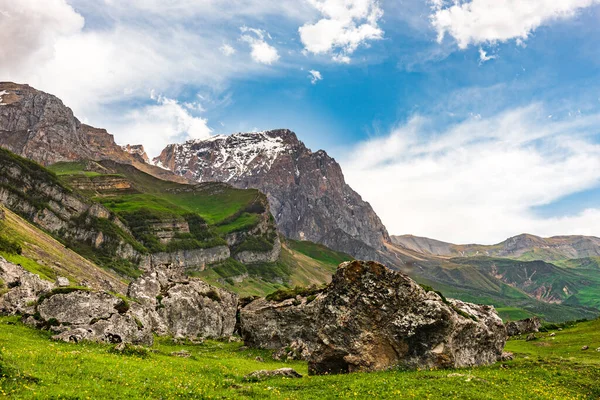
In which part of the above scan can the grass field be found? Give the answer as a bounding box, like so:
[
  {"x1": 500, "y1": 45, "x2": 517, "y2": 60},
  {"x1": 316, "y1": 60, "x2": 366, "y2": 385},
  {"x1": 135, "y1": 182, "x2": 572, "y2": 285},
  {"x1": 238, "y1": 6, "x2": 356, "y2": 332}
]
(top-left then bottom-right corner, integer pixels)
[{"x1": 1, "y1": 316, "x2": 599, "y2": 399}]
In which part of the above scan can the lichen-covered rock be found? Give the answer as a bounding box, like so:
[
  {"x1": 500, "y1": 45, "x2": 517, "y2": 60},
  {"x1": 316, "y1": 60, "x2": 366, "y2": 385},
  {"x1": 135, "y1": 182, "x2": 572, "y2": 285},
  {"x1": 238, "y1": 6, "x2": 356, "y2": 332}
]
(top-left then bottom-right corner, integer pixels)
[
  {"x1": 128, "y1": 272, "x2": 238, "y2": 339},
  {"x1": 240, "y1": 260, "x2": 507, "y2": 375},
  {"x1": 244, "y1": 368, "x2": 302, "y2": 380},
  {"x1": 506, "y1": 317, "x2": 541, "y2": 336},
  {"x1": 36, "y1": 289, "x2": 152, "y2": 345},
  {"x1": 0, "y1": 256, "x2": 53, "y2": 315}
]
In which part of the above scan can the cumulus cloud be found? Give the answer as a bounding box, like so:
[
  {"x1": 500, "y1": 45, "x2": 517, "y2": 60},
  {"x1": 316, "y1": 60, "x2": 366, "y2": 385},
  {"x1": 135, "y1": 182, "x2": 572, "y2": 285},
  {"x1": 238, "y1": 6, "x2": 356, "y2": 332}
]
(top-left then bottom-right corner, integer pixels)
[
  {"x1": 308, "y1": 70, "x2": 323, "y2": 84},
  {"x1": 342, "y1": 105, "x2": 600, "y2": 244},
  {"x1": 0, "y1": 0, "x2": 84, "y2": 75},
  {"x1": 431, "y1": 0, "x2": 600, "y2": 49},
  {"x1": 108, "y1": 92, "x2": 212, "y2": 156},
  {"x1": 240, "y1": 27, "x2": 280, "y2": 64},
  {"x1": 299, "y1": 0, "x2": 384, "y2": 63}
]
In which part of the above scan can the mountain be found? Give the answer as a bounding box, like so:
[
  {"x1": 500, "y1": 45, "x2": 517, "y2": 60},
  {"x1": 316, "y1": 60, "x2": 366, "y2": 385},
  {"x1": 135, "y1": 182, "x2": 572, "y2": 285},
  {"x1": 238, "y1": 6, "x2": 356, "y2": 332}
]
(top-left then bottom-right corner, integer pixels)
[
  {"x1": 0, "y1": 82, "x2": 186, "y2": 184},
  {"x1": 392, "y1": 233, "x2": 600, "y2": 261},
  {"x1": 154, "y1": 130, "x2": 391, "y2": 259}
]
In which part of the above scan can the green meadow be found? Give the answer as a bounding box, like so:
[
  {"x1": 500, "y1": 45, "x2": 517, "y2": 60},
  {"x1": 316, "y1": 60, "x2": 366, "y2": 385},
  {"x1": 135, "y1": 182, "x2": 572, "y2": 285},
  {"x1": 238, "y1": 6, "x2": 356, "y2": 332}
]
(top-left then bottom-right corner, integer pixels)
[{"x1": 1, "y1": 316, "x2": 599, "y2": 399}]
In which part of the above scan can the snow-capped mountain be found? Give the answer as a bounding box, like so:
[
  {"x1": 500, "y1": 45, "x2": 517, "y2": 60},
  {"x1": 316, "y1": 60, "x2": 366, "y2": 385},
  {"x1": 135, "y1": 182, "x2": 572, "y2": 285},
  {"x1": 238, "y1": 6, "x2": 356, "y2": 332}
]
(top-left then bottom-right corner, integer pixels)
[{"x1": 155, "y1": 129, "x2": 391, "y2": 258}]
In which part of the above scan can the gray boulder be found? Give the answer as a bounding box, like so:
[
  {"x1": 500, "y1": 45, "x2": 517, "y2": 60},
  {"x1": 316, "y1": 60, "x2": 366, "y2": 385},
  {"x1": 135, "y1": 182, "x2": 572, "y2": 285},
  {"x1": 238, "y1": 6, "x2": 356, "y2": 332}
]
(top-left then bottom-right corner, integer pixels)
[
  {"x1": 0, "y1": 256, "x2": 53, "y2": 315},
  {"x1": 240, "y1": 260, "x2": 507, "y2": 375},
  {"x1": 506, "y1": 317, "x2": 542, "y2": 336},
  {"x1": 128, "y1": 272, "x2": 238, "y2": 339},
  {"x1": 37, "y1": 289, "x2": 153, "y2": 346},
  {"x1": 244, "y1": 368, "x2": 303, "y2": 380}
]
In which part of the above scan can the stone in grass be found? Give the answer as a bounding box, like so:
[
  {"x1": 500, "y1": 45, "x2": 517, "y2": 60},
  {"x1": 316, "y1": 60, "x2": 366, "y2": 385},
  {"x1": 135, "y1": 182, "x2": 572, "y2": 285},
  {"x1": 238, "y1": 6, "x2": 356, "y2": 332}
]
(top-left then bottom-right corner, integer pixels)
[
  {"x1": 171, "y1": 350, "x2": 191, "y2": 358},
  {"x1": 581, "y1": 346, "x2": 589, "y2": 351},
  {"x1": 596, "y1": 347, "x2": 600, "y2": 352},
  {"x1": 526, "y1": 333, "x2": 537, "y2": 342},
  {"x1": 244, "y1": 368, "x2": 303, "y2": 381},
  {"x1": 56, "y1": 277, "x2": 70, "y2": 287},
  {"x1": 500, "y1": 352, "x2": 514, "y2": 361}
]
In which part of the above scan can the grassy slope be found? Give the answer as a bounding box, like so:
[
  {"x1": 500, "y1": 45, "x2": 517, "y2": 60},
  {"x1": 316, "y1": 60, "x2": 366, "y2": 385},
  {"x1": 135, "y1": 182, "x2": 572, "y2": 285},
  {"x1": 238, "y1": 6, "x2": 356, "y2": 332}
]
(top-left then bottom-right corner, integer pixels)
[
  {"x1": 0, "y1": 206, "x2": 127, "y2": 292},
  {"x1": 196, "y1": 240, "x2": 353, "y2": 297},
  {"x1": 1, "y1": 316, "x2": 599, "y2": 399},
  {"x1": 50, "y1": 161, "x2": 262, "y2": 231}
]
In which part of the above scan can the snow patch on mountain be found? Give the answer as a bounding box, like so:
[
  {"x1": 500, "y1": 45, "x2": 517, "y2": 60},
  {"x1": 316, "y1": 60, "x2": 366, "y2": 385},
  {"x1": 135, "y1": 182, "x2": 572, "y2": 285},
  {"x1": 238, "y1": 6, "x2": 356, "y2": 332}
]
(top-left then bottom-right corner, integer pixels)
[{"x1": 156, "y1": 131, "x2": 290, "y2": 182}]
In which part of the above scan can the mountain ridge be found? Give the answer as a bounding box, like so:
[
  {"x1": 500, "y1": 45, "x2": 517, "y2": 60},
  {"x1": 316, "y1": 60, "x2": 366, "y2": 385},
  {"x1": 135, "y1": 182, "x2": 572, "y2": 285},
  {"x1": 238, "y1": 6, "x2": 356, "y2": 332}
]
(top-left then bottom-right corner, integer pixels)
[
  {"x1": 392, "y1": 233, "x2": 600, "y2": 261},
  {"x1": 154, "y1": 129, "x2": 391, "y2": 260}
]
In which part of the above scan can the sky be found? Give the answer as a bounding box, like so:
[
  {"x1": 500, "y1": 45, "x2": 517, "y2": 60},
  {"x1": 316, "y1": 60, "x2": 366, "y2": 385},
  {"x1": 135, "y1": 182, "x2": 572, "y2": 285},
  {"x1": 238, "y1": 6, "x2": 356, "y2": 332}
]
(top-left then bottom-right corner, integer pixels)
[{"x1": 1, "y1": 0, "x2": 600, "y2": 244}]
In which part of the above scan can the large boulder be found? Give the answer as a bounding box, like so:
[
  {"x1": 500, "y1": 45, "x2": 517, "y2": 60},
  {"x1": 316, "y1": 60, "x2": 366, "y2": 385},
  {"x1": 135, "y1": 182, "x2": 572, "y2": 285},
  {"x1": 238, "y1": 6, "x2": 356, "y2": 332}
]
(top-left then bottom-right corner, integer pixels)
[
  {"x1": 128, "y1": 271, "x2": 238, "y2": 339},
  {"x1": 36, "y1": 289, "x2": 153, "y2": 346},
  {"x1": 0, "y1": 256, "x2": 54, "y2": 315},
  {"x1": 506, "y1": 317, "x2": 542, "y2": 336},
  {"x1": 240, "y1": 260, "x2": 507, "y2": 375}
]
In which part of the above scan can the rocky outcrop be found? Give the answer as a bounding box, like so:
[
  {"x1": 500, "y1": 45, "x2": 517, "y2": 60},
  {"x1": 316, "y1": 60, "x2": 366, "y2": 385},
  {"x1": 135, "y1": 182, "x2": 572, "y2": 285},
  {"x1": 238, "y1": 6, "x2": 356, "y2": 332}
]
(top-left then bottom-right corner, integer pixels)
[
  {"x1": 0, "y1": 82, "x2": 188, "y2": 184},
  {"x1": 240, "y1": 260, "x2": 507, "y2": 375},
  {"x1": 0, "y1": 256, "x2": 53, "y2": 315},
  {"x1": 154, "y1": 130, "x2": 390, "y2": 259},
  {"x1": 35, "y1": 289, "x2": 153, "y2": 346},
  {"x1": 234, "y1": 236, "x2": 281, "y2": 264},
  {"x1": 506, "y1": 317, "x2": 542, "y2": 337},
  {"x1": 0, "y1": 82, "x2": 135, "y2": 166},
  {"x1": 141, "y1": 246, "x2": 230, "y2": 271},
  {"x1": 128, "y1": 269, "x2": 238, "y2": 339},
  {"x1": 0, "y1": 257, "x2": 236, "y2": 344},
  {"x1": 121, "y1": 144, "x2": 150, "y2": 163},
  {"x1": 0, "y1": 148, "x2": 139, "y2": 274}
]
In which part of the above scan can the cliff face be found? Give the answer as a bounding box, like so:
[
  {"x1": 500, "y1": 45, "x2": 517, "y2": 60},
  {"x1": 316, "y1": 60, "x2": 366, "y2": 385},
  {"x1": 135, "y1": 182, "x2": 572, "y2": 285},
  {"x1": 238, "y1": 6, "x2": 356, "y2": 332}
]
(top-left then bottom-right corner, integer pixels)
[
  {"x1": 0, "y1": 82, "x2": 132, "y2": 165},
  {"x1": 0, "y1": 82, "x2": 188, "y2": 184},
  {"x1": 154, "y1": 130, "x2": 390, "y2": 258}
]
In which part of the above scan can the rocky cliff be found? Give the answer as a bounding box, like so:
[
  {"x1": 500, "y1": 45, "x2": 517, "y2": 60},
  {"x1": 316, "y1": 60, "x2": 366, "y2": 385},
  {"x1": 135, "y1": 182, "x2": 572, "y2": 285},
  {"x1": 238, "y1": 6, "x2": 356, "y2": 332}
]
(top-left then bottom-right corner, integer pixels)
[
  {"x1": 154, "y1": 130, "x2": 390, "y2": 259},
  {"x1": 0, "y1": 82, "x2": 187, "y2": 184}
]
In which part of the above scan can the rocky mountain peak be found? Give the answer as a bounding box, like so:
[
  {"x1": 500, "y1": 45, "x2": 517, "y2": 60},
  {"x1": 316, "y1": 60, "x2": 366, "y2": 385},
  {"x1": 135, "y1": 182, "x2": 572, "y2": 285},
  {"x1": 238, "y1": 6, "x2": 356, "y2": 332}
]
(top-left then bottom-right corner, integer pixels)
[
  {"x1": 154, "y1": 129, "x2": 391, "y2": 257},
  {"x1": 122, "y1": 144, "x2": 150, "y2": 163},
  {"x1": 0, "y1": 82, "x2": 133, "y2": 166}
]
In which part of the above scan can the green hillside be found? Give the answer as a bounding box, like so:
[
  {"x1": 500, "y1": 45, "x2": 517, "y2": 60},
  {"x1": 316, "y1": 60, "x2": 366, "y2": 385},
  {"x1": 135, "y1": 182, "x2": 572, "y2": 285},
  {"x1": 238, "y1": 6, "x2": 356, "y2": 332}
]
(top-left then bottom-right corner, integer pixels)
[{"x1": 1, "y1": 315, "x2": 599, "y2": 399}]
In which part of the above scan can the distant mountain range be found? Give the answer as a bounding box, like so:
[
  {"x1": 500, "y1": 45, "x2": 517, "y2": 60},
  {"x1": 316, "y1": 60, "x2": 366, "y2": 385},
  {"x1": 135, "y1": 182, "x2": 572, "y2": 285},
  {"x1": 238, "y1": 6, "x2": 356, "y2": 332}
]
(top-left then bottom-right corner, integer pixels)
[{"x1": 392, "y1": 233, "x2": 600, "y2": 261}]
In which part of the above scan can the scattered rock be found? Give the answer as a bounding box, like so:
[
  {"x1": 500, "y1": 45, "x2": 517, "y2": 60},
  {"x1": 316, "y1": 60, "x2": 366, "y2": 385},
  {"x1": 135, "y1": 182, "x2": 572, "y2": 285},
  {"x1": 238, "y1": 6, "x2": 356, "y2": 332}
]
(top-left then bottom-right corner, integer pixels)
[
  {"x1": 549, "y1": 333, "x2": 556, "y2": 337},
  {"x1": 244, "y1": 368, "x2": 303, "y2": 381},
  {"x1": 55, "y1": 277, "x2": 70, "y2": 287},
  {"x1": 254, "y1": 356, "x2": 264, "y2": 362},
  {"x1": 596, "y1": 347, "x2": 600, "y2": 352},
  {"x1": 500, "y1": 352, "x2": 514, "y2": 361},
  {"x1": 582, "y1": 346, "x2": 589, "y2": 351},
  {"x1": 241, "y1": 260, "x2": 507, "y2": 375},
  {"x1": 170, "y1": 350, "x2": 191, "y2": 358},
  {"x1": 506, "y1": 317, "x2": 541, "y2": 337},
  {"x1": 526, "y1": 334, "x2": 537, "y2": 342}
]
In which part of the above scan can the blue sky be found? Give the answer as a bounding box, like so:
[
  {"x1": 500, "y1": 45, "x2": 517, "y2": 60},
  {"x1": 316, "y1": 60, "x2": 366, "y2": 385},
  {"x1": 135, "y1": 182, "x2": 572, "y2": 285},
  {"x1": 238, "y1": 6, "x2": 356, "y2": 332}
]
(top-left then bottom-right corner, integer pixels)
[{"x1": 2, "y1": 0, "x2": 600, "y2": 243}]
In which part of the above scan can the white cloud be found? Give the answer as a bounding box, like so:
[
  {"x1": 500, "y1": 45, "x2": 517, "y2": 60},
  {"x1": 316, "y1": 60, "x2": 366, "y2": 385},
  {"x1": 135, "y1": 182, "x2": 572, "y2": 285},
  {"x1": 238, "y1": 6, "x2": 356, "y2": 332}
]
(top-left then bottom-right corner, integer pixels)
[
  {"x1": 0, "y1": 0, "x2": 84, "y2": 75},
  {"x1": 431, "y1": 0, "x2": 600, "y2": 49},
  {"x1": 219, "y1": 44, "x2": 236, "y2": 56},
  {"x1": 107, "y1": 92, "x2": 212, "y2": 156},
  {"x1": 342, "y1": 106, "x2": 600, "y2": 244},
  {"x1": 478, "y1": 48, "x2": 496, "y2": 64},
  {"x1": 308, "y1": 70, "x2": 323, "y2": 84},
  {"x1": 240, "y1": 27, "x2": 280, "y2": 64},
  {"x1": 299, "y1": 0, "x2": 384, "y2": 63}
]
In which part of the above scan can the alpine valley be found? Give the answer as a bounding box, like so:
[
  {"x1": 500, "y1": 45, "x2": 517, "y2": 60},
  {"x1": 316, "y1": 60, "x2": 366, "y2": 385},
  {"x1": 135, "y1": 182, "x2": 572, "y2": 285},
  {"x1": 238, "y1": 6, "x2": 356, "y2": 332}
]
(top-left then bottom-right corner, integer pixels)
[
  {"x1": 0, "y1": 83, "x2": 600, "y2": 398},
  {"x1": 1, "y1": 82, "x2": 599, "y2": 323}
]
